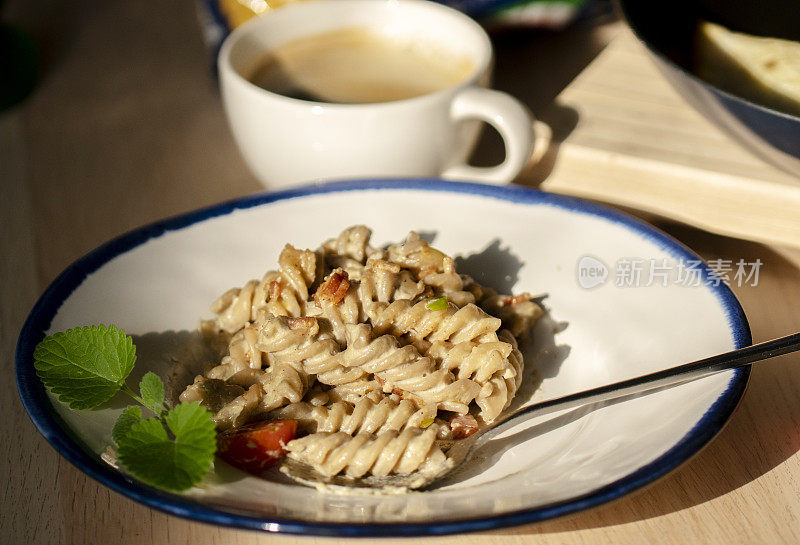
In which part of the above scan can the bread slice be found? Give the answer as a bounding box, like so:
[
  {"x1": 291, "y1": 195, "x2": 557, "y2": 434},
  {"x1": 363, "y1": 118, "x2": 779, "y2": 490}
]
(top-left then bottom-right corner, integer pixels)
[{"x1": 695, "y1": 20, "x2": 800, "y2": 117}]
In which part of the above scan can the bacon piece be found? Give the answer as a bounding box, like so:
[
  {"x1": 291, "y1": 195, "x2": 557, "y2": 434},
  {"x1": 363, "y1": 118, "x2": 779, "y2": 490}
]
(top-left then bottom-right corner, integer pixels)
[
  {"x1": 313, "y1": 268, "x2": 350, "y2": 307},
  {"x1": 503, "y1": 292, "x2": 533, "y2": 306},
  {"x1": 268, "y1": 280, "x2": 282, "y2": 300},
  {"x1": 449, "y1": 413, "x2": 479, "y2": 439}
]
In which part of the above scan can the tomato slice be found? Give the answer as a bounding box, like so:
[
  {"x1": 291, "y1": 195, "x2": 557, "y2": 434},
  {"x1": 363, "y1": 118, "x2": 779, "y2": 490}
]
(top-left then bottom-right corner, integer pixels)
[{"x1": 217, "y1": 419, "x2": 298, "y2": 475}]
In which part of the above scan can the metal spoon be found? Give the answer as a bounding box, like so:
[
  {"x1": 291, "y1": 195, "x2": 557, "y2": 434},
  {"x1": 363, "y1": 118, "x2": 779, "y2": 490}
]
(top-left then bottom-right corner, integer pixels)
[{"x1": 280, "y1": 333, "x2": 800, "y2": 492}]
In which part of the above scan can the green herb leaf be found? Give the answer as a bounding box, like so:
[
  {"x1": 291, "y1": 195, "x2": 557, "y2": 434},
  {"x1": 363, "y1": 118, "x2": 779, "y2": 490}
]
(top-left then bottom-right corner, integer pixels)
[
  {"x1": 112, "y1": 406, "x2": 142, "y2": 445},
  {"x1": 139, "y1": 372, "x2": 165, "y2": 412},
  {"x1": 419, "y1": 417, "x2": 435, "y2": 429},
  {"x1": 116, "y1": 402, "x2": 216, "y2": 492},
  {"x1": 425, "y1": 296, "x2": 448, "y2": 312},
  {"x1": 33, "y1": 325, "x2": 136, "y2": 410}
]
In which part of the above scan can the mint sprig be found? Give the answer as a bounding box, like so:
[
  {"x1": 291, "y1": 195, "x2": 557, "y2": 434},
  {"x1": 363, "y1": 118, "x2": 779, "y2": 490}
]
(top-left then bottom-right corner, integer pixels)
[{"x1": 33, "y1": 325, "x2": 217, "y2": 492}]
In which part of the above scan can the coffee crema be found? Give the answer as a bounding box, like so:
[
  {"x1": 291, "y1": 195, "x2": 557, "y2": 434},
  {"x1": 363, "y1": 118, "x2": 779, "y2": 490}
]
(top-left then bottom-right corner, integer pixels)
[{"x1": 246, "y1": 27, "x2": 475, "y2": 103}]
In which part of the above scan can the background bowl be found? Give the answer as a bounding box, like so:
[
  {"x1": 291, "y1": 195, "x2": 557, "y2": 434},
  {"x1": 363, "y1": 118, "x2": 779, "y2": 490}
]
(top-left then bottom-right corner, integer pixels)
[
  {"x1": 616, "y1": 0, "x2": 800, "y2": 177},
  {"x1": 196, "y1": 0, "x2": 594, "y2": 69}
]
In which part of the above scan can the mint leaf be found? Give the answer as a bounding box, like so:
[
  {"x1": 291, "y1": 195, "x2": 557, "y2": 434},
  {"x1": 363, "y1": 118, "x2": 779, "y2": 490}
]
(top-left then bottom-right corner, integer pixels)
[
  {"x1": 112, "y1": 406, "x2": 142, "y2": 444},
  {"x1": 139, "y1": 372, "x2": 165, "y2": 412},
  {"x1": 33, "y1": 325, "x2": 136, "y2": 409},
  {"x1": 116, "y1": 402, "x2": 216, "y2": 492}
]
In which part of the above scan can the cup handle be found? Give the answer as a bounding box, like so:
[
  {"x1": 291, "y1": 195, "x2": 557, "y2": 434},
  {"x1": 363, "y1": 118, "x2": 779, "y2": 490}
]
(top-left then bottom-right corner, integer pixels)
[{"x1": 441, "y1": 87, "x2": 535, "y2": 184}]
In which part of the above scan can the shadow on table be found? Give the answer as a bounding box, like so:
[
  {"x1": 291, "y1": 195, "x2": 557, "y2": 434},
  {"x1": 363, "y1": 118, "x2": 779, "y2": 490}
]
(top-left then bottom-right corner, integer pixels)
[
  {"x1": 491, "y1": 221, "x2": 800, "y2": 535},
  {"x1": 470, "y1": 18, "x2": 619, "y2": 173}
]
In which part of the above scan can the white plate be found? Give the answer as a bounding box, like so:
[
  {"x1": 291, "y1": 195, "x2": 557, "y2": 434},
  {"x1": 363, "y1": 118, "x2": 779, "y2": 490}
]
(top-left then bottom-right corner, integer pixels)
[{"x1": 16, "y1": 179, "x2": 750, "y2": 536}]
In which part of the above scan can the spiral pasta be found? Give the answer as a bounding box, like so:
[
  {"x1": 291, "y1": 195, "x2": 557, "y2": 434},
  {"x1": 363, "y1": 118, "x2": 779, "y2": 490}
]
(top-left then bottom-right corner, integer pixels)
[
  {"x1": 417, "y1": 256, "x2": 478, "y2": 307},
  {"x1": 273, "y1": 395, "x2": 436, "y2": 435},
  {"x1": 337, "y1": 323, "x2": 481, "y2": 412},
  {"x1": 322, "y1": 225, "x2": 373, "y2": 263},
  {"x1": 257, "y1": 313, "x2": 362, "y2": 386},
  {"x1": 183, "y1": 317, "x2": 316, "y2": 420},
  {"x1": 319, "y1": 225, "x2": 374, "y2": 279},
  {"x1": 370, "y1": 299, "x2": 502, "y2": 352},
  {"x1": 209, "y1": 280, "x2": 259, "y2": 335},
  {"x1": 427, "y1": 340, "x2": 513, "y2": 384},
  {"x1": 386, "y1": 231, "x2": 447, "y2": 274},
  {"x1": 286, "y1": 426, "x2": 447, "y2": 478},
  {"x1": 256, "y1": 315, "x2": 480, "y2": 413},
  {"x1": 223, "y1": 323, "x2": 267, "y2": 371},
  {"x1": 359, "y1": 257, "x2": 427, "y2": 305},
  {"x1": 316, "y1": 259, "x2": 428, "y2": 345},
  {"x1": 207, "y1": 245, "x2": 320, "y2": 335},
  {"x1": 474, "y1": 329, "x2": 525, "y2": 421},
  {"x1": 180, "y1": 225, "x2": 545, "y2": 480}
]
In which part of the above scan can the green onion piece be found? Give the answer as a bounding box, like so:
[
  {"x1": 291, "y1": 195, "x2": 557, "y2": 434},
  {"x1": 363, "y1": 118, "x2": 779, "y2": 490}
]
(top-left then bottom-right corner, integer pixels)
[
  {"x1": 419, "y1": 418, "x2": 435, "y2": 429},
  {"x1": 425, "y1": 296, "x2": 448, "y2": 311}
]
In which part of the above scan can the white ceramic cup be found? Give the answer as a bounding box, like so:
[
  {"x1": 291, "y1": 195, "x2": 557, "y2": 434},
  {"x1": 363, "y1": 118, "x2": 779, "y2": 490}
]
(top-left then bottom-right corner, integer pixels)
[{"x1": 218, "y1": 0, "x2": 535, "y2": 189}]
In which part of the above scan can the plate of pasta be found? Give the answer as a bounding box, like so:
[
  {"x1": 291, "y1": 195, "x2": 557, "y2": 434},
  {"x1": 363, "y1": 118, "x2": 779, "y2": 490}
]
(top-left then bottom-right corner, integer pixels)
[{"x1": 16, "y1": 179, "x2": 750, "y2": 536}]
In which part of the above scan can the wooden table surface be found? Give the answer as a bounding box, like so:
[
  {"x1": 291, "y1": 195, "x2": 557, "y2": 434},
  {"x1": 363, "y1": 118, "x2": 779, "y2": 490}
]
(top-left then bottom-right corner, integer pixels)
[{"x1": 3, "y1": 1, "x2": 800, "y2": 544}]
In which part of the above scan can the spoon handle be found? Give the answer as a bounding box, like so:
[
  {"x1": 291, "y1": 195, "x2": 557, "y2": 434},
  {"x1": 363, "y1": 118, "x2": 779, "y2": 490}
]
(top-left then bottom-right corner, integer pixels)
[{"x1": 490, "y1": 333, "x2": 800, "y2": 436}]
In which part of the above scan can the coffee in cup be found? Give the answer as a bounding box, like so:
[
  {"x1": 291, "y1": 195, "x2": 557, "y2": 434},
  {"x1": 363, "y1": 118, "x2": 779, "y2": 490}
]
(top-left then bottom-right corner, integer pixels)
[{"x1": 246, "y1": 27, "x2": 475, "y2": 104}]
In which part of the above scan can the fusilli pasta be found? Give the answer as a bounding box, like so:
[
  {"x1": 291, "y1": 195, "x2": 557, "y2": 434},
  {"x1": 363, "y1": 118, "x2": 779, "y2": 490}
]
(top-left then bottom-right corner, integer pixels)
[
  {"x1": 286, "y1": 426, "x2": 447, "y2": 478},
  {"x1": 180, "y1": 225, "x2": 544, "y2": 480},
  {"x1": 272, "y1": 394, "x2": 436, "y2": 436}
]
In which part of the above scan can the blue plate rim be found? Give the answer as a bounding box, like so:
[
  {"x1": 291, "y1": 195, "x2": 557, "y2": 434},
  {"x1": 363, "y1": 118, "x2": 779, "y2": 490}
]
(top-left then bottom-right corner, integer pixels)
[{"x1": 15, "y1": 178, "x2": 751, "y2": 536}]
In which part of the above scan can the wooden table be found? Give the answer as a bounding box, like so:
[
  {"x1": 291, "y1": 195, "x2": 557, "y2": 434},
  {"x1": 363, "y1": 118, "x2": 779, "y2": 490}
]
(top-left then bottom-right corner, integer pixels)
[{"x1": 3, "y1": 1, "x2": 800, "y2": 543}]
